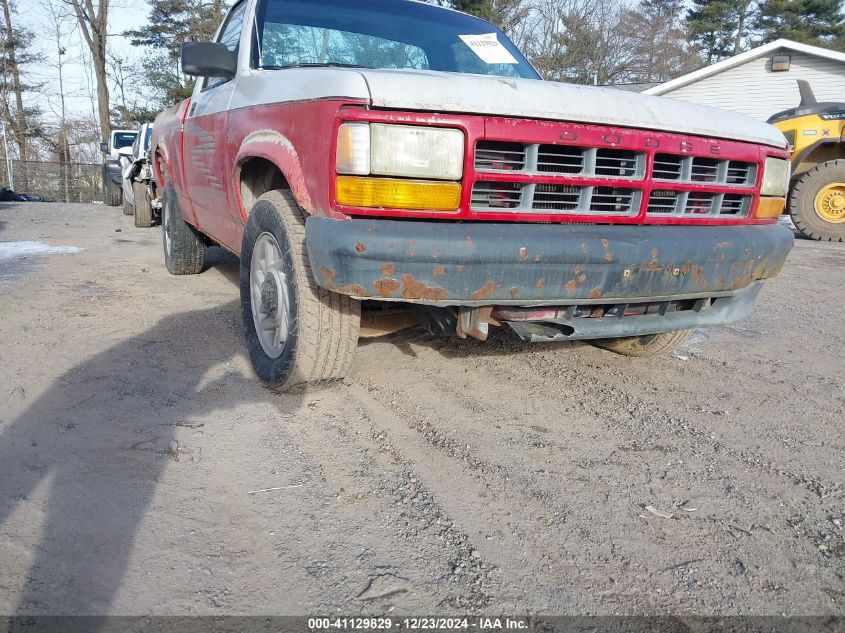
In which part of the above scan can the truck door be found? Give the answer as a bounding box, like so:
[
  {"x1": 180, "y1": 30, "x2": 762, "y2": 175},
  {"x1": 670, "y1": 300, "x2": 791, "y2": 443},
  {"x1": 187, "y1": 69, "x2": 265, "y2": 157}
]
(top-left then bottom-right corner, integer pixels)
[{"x1": 181, "y1": 0, "x2": 248, "y2": 251}]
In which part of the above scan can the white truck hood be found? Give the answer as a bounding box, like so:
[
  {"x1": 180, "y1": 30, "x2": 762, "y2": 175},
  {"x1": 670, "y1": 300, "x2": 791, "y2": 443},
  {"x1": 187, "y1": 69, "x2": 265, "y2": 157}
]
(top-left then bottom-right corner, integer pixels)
[{"x1": 355, "y1": 69, "x2": 786, "y2": 149}]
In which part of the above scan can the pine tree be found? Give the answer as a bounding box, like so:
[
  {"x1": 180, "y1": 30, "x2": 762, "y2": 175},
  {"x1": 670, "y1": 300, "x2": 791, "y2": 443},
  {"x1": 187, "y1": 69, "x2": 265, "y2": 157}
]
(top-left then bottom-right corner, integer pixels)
[
  {"x1": 687, "y1": 0, "x2": 754, "y2": 62},
  {"x1": 754, "y1": 0, "x2": 844, "y2": 48},
  {"x1": 125, "y1": 0, "x2": 227, "y2": 107}
]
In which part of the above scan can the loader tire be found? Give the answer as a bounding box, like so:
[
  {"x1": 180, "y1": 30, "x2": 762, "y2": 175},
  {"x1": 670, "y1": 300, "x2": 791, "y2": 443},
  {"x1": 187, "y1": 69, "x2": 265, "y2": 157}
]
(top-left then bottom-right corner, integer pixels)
[{"x1": 788, "y1": 160, "x2": 845, "y2": 242}]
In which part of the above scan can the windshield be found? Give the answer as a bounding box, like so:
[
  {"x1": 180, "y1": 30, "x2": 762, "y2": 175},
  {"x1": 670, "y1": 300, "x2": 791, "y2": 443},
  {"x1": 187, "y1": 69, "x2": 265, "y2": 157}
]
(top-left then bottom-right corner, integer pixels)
[
  {"x1": 113, "y1": 132, "x2": 137, "y2": 150},
  {"x1": 254, "y1": 0, "x2": 540, "y2": 80}
]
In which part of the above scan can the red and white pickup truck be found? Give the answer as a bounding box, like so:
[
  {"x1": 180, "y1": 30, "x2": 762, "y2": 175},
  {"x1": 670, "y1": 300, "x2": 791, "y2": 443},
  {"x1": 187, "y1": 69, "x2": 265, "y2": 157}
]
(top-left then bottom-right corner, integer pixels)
[{"x1": 152, "y1": 0, "x2": 794, "y2": 391}]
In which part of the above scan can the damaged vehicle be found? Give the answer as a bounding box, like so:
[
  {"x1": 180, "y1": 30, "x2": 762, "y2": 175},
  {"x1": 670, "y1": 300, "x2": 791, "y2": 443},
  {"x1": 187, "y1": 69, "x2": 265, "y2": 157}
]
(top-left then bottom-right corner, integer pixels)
[
  {"x1": 152, "y1": 0, "x2": 794, "y2": 391},
  {"x1": 121, "y1": 122, "x2": 157, "y2": 228},
  {"x1": 100, "y1": 129, "x2": 137, "y2": 207}
]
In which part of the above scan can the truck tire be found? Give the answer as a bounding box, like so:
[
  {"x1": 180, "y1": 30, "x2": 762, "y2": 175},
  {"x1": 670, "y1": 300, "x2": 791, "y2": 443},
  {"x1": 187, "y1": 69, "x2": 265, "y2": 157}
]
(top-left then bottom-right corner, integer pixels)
[
  {"x1": 104, "y1": 180, "x2": 121, "y2": 207},
  {"x1": 788, "y1": 160, "x2": 845, "y2": 242},
  {"x1": 162, "y1": 183, "x2": 205, "y2": 275},
  {"x1": 592, "y1": 329, "x2": 693, "y2": 357},
  {"x1": 240, "y1": 190, "x2": 360, "y2": 391},
  {"x1": 123, "y1": 192, "x2": 133, "y2": 215},
  {"x1": 133, "y1": 181, "x2": 153, "y2": 228}
]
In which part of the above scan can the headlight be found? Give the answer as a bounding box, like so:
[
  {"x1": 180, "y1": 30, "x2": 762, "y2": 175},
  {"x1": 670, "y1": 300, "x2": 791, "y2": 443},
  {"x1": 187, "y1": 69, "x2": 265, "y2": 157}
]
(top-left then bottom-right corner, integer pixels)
[
  {"x1": 336, "y1": 123, "x2": 465, "y2": 181},
  {"x1": 760, "y1": 157, "x2": 791, "y2": 197}
]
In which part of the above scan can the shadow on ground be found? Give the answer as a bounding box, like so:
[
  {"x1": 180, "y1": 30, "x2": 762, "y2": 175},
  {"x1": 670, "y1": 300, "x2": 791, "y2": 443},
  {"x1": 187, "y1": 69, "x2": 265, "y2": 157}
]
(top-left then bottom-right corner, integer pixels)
[{"x1": 0, "y1": 293, "x2": 302, "y2": 614}]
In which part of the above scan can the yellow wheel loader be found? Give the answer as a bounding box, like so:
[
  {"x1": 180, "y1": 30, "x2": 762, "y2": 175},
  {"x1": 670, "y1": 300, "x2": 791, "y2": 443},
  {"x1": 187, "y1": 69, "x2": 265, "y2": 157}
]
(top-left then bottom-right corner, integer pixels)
[{"x1": 769, "y1": 80, "x2": 845, "y2": 242}]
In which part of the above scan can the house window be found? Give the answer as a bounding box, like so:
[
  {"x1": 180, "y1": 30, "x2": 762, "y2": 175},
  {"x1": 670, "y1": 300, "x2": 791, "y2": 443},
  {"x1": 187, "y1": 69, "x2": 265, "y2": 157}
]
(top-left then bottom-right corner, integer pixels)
[{"x1": 771, "y1": 55, "x2": 791, "y2": 72}]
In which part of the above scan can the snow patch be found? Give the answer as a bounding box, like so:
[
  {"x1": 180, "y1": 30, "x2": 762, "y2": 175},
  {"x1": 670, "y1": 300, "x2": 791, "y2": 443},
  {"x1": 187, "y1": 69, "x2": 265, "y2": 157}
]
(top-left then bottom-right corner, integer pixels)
[{"x1": 0, "y1": 241, "x2": 82, "y2": 261}]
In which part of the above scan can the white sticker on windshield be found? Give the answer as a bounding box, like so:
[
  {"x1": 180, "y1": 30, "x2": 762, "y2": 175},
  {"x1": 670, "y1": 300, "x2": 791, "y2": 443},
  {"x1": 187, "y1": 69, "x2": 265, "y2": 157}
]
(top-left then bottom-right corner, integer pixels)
[{"x1": 459, "y1": 33, "x2": 518, "y2": 65}]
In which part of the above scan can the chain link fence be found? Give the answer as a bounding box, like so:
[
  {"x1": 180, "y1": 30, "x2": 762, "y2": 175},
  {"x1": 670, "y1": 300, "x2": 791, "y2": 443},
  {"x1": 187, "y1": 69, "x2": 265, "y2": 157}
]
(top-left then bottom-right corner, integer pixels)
[{"x1": 0, "y1": 160, "x2": 105, "y2": 204}]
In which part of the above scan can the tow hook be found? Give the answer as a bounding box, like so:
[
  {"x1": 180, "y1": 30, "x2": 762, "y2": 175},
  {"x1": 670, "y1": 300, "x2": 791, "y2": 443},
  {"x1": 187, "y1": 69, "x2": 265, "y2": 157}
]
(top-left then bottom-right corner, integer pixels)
[{"x1": 456, "y1": 306, "x2": 494, "y2": 341}]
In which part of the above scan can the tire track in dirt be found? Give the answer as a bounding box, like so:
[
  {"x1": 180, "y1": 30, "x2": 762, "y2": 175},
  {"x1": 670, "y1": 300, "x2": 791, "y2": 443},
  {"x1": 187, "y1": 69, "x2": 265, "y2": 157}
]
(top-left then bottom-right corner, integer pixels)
[
  {"x1": 332, "y1": 382, "x2": 579, "y2": 613},
  {"x1": 348, "y1": 327, "x2": 843, "y2": 612},
  {"x1": 259, "y1": 395, "x2": 502, "y2": 611}
]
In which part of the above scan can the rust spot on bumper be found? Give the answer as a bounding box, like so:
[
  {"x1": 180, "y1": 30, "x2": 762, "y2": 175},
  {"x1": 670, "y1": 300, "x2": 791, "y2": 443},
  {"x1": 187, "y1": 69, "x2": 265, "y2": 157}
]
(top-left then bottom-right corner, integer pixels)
[
  {"x1": 321, "y1": 267, "x2": 367, "y2": 296},
  {"x1": 471, "y1": 279, "x2": 499, "y2": 300},
  {"x1": 402, "y1": 274, "x2": 447, "y2": 300},
  {"x1": 374, "y1": 277, "x2": 401, "y2": 297},
  {"x1": 320, "y1": 267, "x2": 336, "y2": 287}
]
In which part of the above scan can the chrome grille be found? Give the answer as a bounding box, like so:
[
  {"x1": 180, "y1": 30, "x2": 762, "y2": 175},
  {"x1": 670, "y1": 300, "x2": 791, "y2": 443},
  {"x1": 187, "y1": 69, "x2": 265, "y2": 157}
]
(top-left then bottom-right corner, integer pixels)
[
  {"x1": 647, "y1": 189, "x2": 680, "y2": 214},
  {"x1": 476, "y1": 141, "x2": 645, "y2": 178},
  {"x1": 726, "y1": 161, "x2": 757, "y2": 185},
  {"x1": 652, "y1": 154, "x2": 758, "y2": 187},
  {"x1": 646, "y1": 191, "x2": 752, "y2": 217},
  {"x1": 472, "y1": 182, "x2": 639, "y2": 215},
  {"x1": 720, "y1": 194, "x2": 750, "y2": 215},
  {"x1": 474, "y1": 141, "x2": 526, "y2": 171},
  {"x1": 473, "y1": 140, "x2": 758, "y2": 219},
  {"x1": 592, "y1": 187, "x2": 638, "y2": 213},
  {"x1": 690, "y1": 158, "x2": 720, "y2": 183},
  {"x1": 470, "y1": 182, "x2": 522, "y2": 209},
  {"x1": 537, "y1": 145, "x2": 584, "y2": 174},
  {"x1": 533, "y1": 183, "x2": 581, "y2": 210},
  {"x1": 685, "y1": 192, "x2": 715, "y2": 214},
  {"x1": 595, "y1": 149, "x2": 640, "y2": 178},
  {"x1": 652, "y1": 155, "x2": 684, "y2": 180}
]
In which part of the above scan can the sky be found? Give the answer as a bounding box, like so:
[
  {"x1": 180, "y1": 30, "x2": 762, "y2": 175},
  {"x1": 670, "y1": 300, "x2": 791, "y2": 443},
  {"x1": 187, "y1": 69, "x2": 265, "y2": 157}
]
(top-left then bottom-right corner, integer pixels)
[{"x1": 17, "y1": 0, "x2": 152, "y2": 124}]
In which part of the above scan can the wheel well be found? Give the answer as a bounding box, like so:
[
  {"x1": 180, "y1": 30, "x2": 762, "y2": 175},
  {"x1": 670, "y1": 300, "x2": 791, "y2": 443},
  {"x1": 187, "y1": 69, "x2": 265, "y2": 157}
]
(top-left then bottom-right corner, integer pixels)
[
  {"x1": 154, "y1": 151, "x2": 168, "y2": 187},
  {"x1": 239, "y1": 157, "x2": 289, "y2": 213},
  {"x1": 794, "y1": 142, "x2": 845, "y2": 178}
]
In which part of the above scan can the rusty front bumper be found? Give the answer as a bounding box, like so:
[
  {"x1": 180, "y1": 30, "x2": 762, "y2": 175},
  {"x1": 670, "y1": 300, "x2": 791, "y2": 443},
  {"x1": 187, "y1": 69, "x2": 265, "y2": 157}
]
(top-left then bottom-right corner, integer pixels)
[{"x1": 305, "y1": 218, "x2": 793, "y2": 307}]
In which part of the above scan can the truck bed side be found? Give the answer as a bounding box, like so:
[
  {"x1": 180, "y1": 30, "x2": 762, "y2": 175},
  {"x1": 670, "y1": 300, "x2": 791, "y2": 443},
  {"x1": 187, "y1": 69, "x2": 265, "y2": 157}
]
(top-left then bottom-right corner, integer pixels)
[{"x1": 152, "y1": 99, "x2": 196, "y2": 224}]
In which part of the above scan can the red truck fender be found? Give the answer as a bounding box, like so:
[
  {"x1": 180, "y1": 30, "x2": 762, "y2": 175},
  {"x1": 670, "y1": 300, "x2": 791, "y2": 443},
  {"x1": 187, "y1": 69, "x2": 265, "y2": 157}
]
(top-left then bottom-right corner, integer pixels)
[
  {"x1": 232, "y1": 129, "x2": 315, "y2": 220},
  {"x1": 153, "y1": 143, "x2": 170, "y2": 189}
]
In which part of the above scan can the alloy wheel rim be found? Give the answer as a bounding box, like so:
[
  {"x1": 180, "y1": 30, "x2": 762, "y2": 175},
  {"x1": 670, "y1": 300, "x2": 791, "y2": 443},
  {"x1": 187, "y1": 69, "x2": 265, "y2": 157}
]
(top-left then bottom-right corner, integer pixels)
[
  {"x1": 250, "y1": 232, "x2": 290, "y2": 359},
  {"x1": 163, "y1": 198, "x2": 173, "y2": 252},
  {"x1": 814, "y1": 183, "x2": 845, "y2": 224}
]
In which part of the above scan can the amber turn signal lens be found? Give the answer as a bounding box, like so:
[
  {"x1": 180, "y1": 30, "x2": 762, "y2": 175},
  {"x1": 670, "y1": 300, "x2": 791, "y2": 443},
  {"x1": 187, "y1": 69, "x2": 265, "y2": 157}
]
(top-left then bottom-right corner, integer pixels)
[
  {"x1": 336, "y1": 176, "x2": 461, "y2": 212},
  {"x1": 756, "y1": 196, "x2": 786, "y2": 219}
]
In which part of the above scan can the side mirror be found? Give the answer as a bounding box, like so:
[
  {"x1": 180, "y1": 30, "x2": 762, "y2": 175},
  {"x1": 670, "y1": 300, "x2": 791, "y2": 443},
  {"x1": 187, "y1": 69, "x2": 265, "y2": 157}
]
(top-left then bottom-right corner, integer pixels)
[
  {"x1": 181, "y1": 42, "x2": 237, "y2": 79},
  {"x1": 100, "y1": 142, "x2": 109, "y2": 153}
]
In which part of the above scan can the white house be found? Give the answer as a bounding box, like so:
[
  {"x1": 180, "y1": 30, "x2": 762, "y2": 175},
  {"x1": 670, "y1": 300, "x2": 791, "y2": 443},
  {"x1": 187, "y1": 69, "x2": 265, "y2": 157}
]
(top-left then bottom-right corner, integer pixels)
[{"x1": 644, "y1": 39, "x2": 845, "y2": 121}]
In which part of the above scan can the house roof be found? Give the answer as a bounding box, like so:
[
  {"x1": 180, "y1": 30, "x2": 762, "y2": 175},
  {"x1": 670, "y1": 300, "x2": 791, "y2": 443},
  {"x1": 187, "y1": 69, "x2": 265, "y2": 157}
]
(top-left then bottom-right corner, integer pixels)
[{"x1": 644, "y1": 39, "x2": 845, "y2": 96}]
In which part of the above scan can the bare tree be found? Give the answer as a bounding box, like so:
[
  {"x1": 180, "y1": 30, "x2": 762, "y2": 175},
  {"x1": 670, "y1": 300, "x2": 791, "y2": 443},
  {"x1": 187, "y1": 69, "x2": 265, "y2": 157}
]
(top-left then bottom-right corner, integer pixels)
[
  {"x1": 63, "y1": 0, "x2": 110, "y2": 143},
  {"x1": 0, "y1": 0, "x2": 38, "y2": 188},
  {"x1": 41, "y1": 0, "x2": 76, "y2": 200}
]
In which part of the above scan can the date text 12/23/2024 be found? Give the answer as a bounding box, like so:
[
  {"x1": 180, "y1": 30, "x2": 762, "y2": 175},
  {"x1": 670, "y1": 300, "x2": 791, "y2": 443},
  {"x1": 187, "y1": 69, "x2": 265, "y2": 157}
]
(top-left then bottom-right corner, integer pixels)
[{"x1": 308, "y1": 617, "x2": 529, "y2": 630}]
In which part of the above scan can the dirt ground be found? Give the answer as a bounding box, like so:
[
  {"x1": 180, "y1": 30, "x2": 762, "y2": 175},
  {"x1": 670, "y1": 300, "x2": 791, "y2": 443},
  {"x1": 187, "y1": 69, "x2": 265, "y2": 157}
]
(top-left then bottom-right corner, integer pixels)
[{"x1": 0, "y1": 201, "x2": 843, "y2": 617}]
